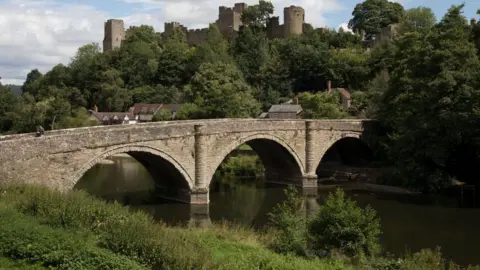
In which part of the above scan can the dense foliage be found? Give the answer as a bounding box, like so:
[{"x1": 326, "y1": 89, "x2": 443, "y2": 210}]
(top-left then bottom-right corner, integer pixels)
[{"x1": 1, "y1": 1, "x2": 480, "y2": 193}]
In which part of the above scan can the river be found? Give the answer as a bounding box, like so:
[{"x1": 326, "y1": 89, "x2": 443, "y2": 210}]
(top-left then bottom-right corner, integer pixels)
[{"x1": 75, "y1": 154, "x2": 480, "y2": 266}]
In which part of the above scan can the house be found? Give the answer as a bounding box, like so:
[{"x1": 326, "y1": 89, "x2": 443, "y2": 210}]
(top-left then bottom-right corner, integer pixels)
[
  {"x1": 160, "y1": 104, "x2": 183, "y2": 119},
  {"x1": 327, "y1": 80, "x2": 351, "y2": 110},
  {"x1": 88, "y1": 105, "x2": 137, "y2": 125},
  {"x1": 130, "y1": 103, "x2": 184, "y2": 122},
  {"x1": 131, "y1": 103, "x2": 163, "y2": 122},
  {"x1": 260, "y1": 104, "x2": 303, "y2": 119}
]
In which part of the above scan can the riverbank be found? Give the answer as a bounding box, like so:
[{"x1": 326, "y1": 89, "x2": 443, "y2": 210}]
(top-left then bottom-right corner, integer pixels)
[
  {"x1": 1, "y1": 184, "x2": 478, "y2": 269},
  {"x1": 0, "y1": 185, "x2": 350, "y2": 270}
]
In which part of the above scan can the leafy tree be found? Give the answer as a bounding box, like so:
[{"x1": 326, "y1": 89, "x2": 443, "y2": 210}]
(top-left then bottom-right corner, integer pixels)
[
  {"x1": 330, "y1": 49, "x2": 370, "y2": 90},
  {"x1": 156, "y1": 27, "x2": 194, "y2": 87},
  {"x1": 22, "y1": 69, "x2": 43, "y2": 96},
  {"x1": 380, "y1": 5, "x2": 480, "y2": 192},
  {"x1": 349, "y1": 70, "x2": 389, "y2": 118},
  {"x1": 268, "y1": 186, "x2": 308, "y2": 256},
  {"x1": 184, "y1": 61, "x2": 261, "y2": 118},
  {"x1": 191, "y1": 24, "x2": 234, "y2": 69},
  {"x1": 0, "y1": 84, "x2": 19, "y2": 132},
  {"x1": 472, "y1": 10, "x2": 480, "y2": 55},
  {"x1": 309, "y1": 189, "x2": 381, "y2": 260},
  {"x1": 298, "y1": 92, "x2": 347, "y2": 119},
  {"x1": 399, "y1": 7, "x2": 437, "y2": 34},
  {"x1": 349, "y1": 0, "x2": 405, "y2": 40},
  {"x1": 152, "y1": 108, "x2": 173, "y2": 121},
  {"x1": 256, "y1": 47, "x2": 293, "y2": 109},
  {"x1": 240, "y1": 0, "x2": 274, "y2": 29},
  {"x1": 276, "y1": 36, "x2": 333, "y2": 93},
  {"x1": 175, "y1": 103, "x2": 202, "y2": 120},
  {"x1": 231, "y1": 26, "x2": 270, "y2": 87},
  {"x1": 123, "y1": 25, "x2": 161, "y2": 45}
]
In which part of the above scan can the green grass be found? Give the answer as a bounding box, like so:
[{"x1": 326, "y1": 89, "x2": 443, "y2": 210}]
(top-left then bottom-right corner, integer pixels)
[
  {"x1": 0, "y1": 184, "x2": 348, "y2": 270},
  {"x1": 1, "y1": 184, "x2": 477, "y2": 270}
]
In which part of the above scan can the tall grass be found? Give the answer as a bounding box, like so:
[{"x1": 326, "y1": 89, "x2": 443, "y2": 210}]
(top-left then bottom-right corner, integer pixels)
[{"x1": 0, "y1": 184, "x2": 350, "y2": 270}]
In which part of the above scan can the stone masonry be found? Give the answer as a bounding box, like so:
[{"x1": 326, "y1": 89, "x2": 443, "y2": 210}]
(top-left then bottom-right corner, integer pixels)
[
  {"x1": 103, "y1": 19, "x2": 126, "y2": 52},
  {"x1": 0, "y1": 119, "x2": 376, "y2": 204},
  {"x1": 103, "y1": 2, "x2": 312, "y2": 49}
]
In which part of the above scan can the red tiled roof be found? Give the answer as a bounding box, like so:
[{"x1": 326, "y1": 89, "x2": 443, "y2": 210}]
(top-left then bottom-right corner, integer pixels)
[
  {"x1": 131, "y1": 103, "x2": 163, "y2": 115},
  {"x1": 90, "y1": 111, "x2": 135, "y2": 122}
]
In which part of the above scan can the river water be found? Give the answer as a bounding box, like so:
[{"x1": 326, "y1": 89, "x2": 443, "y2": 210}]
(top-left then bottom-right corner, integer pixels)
[{"x1": 76, "y1": 154, "x2": 480, "y2": 266}]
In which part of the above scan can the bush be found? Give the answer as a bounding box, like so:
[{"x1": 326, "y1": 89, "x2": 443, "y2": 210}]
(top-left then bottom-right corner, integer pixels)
[
  {"x1": 308, "y1": 189, "x2": 381, "y2": 261},
  {"x1": 0, "y1": 185, "x2": 213, "y2": 270},
  {"x1": 217, "y1": 155, "x2": 264, "y2": 179},
  {"x1": 0, "y1": 206, "x2": 147, "y2": 269},
  {"x1": 268, "y1": 186, "x2": 308, "y2": 256}
]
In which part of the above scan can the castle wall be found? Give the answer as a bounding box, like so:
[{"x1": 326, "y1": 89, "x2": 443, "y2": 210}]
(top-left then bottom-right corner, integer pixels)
[
  {"x1": 104, "y1": 3, "x2": 319, "y2": 49},
  {"x1": 187, "y1": 29, "x2": 209, "y2": 46},
  {"x1": 266, "y1": 17, "x2": 284, "y2": 39},
  {"x1": 103, "y1": 19, "x2": 125, "y2": 52},
  {"x1": 283, "y1": 6, "x2": 304, "y2": 37}
]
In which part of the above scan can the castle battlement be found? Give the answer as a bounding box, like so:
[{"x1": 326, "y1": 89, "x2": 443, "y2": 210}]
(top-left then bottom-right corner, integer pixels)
[{"x1": 103, "y1": 2, "x2": 315, "y2": 51}]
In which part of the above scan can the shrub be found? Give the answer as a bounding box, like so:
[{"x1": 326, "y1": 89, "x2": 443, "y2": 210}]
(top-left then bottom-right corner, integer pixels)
[
  {"x1": 268, "y1": 186, "x2": 308, "y2": 256},
  {"x1": 0, "y1": 206, "x2": 147, "y2": 269},
  {"x1": 1, "y1": 184, "x2": 213, "y2": 270},
  {"x1": 308, "y1": 189, "x2": 381, "y2": 261}
]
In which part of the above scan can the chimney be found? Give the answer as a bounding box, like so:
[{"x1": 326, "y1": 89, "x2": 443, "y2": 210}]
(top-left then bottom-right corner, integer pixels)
[
  {"x1": 293, "y1": 96, "x2": 299, "y2": 105},
  {"x1": 471, "y1": 18, "x2": 477, "y2": 26},
  {"x1": 93, "y1": 104, "x2": 98, "y2": 112},
  {"x1": 327, "y1": 80, "x2": 332, "y2": 93}
]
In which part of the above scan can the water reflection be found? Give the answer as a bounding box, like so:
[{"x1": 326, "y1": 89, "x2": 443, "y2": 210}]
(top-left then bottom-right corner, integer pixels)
[{"x1": 76, "y1": 155, "x2": 480, "y2": 266}]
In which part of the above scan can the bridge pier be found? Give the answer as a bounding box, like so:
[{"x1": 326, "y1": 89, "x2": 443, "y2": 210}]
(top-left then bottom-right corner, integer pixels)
[
  {"x1": 192, "y1": 125, "x2": 210, "y2": 204},
  {"x1": 188, "y1": 204, "x2": 212, "y2": 228}
]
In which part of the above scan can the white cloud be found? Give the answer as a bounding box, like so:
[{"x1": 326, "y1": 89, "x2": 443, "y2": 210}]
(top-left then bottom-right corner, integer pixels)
[
  {"x1": 126, "y1": 0, "x2": 345, "y2": 30},
  {"x1": 0, "y1": 0, "x2": 345, "y2": 85},
  {"x1": 0, "y1": 0, "x2": 107, "y2": 85},
  {"x1": 337, "y1": 22, "x2": 353, "y2": 33}
]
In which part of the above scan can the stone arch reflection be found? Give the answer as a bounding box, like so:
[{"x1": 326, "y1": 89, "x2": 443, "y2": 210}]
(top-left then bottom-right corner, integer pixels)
[{"x1": 74, "y1": 146, "x2": 193, "y2": 204}]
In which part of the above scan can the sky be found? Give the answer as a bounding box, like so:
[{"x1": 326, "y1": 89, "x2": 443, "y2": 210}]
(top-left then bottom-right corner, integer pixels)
[{"x1": 0, "y1": 0, "x2": 479, "y2": 85}]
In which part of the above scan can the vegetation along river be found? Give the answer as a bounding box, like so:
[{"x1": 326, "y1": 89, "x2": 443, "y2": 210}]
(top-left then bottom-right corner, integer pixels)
[{"x1": 75, "y1": 154, "x2": 480, "y2": 266}]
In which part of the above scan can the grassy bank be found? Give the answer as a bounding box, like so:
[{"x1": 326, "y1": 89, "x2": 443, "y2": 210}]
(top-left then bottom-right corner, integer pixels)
[
  {"x1": 0, "y1": 185, "x2": 479, "y2": 269},
  {"x1": 0, "y1": 185, "x2": 349, "y2": 270}
]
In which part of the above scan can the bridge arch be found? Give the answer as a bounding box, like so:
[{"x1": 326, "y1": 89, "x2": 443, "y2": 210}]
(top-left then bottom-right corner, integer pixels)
[
  {"x1": 316, "y1": 134, "x2": 374, "y2": 178},
  {"x1": 73, "y1": 145, "x2": 194, "y2": 191},
  {"x1": 208, "y1": 133, "x2": 305, "y2": 187}
]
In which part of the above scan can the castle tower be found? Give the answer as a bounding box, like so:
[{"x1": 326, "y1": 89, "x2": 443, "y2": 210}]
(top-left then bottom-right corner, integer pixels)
[
  {"x1": 103, "y1": 19, "x2": 125, "y2": 52},
  {"x1": 217, "y1": 3, "x2": 247, "y2": 36},
  {"x1": 283, "y1": 6, "x2": 304, "y2": 38}
]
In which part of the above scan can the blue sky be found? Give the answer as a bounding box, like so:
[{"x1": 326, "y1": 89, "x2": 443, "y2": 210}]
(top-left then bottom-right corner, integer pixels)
[{"x1": 0, "y1": 0, "x2": 479, "y2": 85}]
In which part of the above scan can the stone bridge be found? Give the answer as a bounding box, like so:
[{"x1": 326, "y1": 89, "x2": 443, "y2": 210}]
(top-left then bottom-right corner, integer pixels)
[{"x1": 0, "y1": 119, "x2": 379, "y2": 204}]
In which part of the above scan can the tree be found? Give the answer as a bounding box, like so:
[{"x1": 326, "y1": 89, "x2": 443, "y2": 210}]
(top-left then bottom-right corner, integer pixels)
[
  {"x1": 191, "y1": 24, "x2": 233, "y2": 69},
  {"x1": 240, "y1": 0, "x2": 274, "y2": 30},
  {"x1": 348, "y1": 0, "x2": 405, "y2": 40},
  {"x1": 156, "y1": 27, "x2": 194, "y2": 87},
  {"x1": 399, "y1": 7, "x2": 437, "y2": 34},
  {"x1": 231, "y1": 26, "x2": 270, "y2": 87},
  {"x1": 298, "y1": 92, "x2": 347, "y2": 119},
  {"x1": 268, "y1": 186, "x2": 308, "y2": 256},
  {"x1": 184, "y1": 61, "x2": 261, "y2": 118},
  {"x1": 256, "y1": 47, "x2": 293, "y2": 109},
  {"x1": 0, "y1": 84, "x2": 19, "y2": 132},
  {"x1": 22, "y1": 69, "x2": 43, "y2": 96},
  {"x1": 309, "y1": 189, "x2": 381, "y2": 260},
  {"x1": 380, "y1": 5, "x2": 480, "y2": 192},
  {"x1": 152, "y1": 108, "x2": 173, "y2": 121}
]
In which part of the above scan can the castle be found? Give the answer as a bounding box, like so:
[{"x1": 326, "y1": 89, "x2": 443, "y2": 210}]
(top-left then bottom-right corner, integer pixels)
[{"x1": 103, "y1": 2, "x2": 310, "y2": 52}]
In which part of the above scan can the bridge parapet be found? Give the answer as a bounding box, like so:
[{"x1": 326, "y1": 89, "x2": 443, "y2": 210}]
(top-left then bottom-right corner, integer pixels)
[{"x1": 0, "y1": 118, "x2": 378, "y2": 204}]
